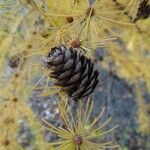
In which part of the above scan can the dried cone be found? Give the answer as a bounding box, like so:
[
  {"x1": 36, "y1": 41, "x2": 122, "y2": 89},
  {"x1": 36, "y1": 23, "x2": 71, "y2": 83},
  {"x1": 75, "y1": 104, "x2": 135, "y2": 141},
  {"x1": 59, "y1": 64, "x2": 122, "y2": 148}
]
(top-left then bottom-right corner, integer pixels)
[{"x1": 44, "y1": 45, "x2": 99, "y2": 100}]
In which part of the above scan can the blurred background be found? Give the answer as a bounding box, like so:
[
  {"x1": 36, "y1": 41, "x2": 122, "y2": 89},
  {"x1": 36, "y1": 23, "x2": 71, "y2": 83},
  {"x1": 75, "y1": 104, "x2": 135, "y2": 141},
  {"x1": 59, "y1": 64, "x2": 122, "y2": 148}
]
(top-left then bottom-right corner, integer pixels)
[{"x1": 0, "y1": 0, "x2": 150, "y2": 150}]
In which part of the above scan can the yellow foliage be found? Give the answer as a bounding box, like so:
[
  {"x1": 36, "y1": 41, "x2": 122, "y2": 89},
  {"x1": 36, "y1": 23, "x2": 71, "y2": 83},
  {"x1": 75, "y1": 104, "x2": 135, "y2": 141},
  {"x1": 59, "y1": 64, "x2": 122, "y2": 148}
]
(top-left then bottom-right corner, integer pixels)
[
  {"x1": 136, "y1": 85, "x2": 150, "y2": 134},
  {"x1": 42, "y1": 98, "x2": 119, "y2": 149},
  {"x1": 0, "y1": 0, "x2": 150, "y2": 149}
]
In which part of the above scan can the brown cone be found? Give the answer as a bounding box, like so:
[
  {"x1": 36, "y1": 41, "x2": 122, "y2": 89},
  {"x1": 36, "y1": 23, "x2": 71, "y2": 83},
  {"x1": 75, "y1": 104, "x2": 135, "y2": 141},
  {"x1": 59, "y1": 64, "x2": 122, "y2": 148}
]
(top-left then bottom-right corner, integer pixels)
[{"x1": 44, "y1": 45, "x2": 99, "y2": 100}]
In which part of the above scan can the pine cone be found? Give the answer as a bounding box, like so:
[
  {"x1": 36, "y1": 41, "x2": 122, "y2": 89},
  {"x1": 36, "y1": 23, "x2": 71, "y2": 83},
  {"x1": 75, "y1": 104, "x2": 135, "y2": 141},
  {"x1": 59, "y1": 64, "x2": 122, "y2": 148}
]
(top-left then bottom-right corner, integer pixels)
[{"x1": 44, "y1": 45, "x2": 99, "y2": 100}]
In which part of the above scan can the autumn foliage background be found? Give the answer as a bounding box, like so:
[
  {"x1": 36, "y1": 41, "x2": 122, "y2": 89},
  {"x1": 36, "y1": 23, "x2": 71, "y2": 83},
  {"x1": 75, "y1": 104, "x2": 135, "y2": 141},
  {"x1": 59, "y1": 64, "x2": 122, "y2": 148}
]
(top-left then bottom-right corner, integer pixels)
[{"x1": 0, "y1": 0, "x2": 150, "y2": 150}]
